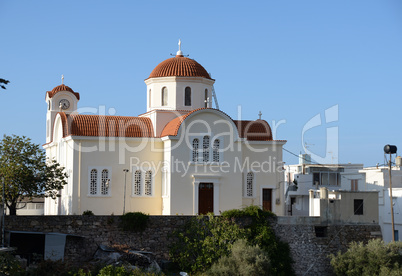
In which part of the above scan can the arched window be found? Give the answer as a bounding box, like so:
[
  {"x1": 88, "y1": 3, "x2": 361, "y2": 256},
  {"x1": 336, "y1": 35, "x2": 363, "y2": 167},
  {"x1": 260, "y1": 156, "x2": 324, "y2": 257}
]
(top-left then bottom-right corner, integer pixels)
[
  {"x1": 148, "y1": 89, "x2": 151, "y2": 108},
  {"x1": 162, "y1": 87, "x2": 168, "y2": 106},
  {"x1": 134, "y1": 170, "x2": 142, "y2": 196},
  {"x1": 101, "y1": 169, "x2": 109, "y2": 195},
  {"x1": 192, "y1": 138, "x2": 199, "y2": 162},
  {"x1": 185, "y1": 87, "x2": 191, "y2": 106},
  {"x1": 204, "y1": 89, "x2": 208, "y2": 108},
  {"x1": 203, "y1": 136, "x2": 210, "y2": 162},
  {"x1": 213, "y1": 139, "x2": 220, "y2": 162},
  {"x1": 90, "y1": 169, "x2": 97, "y2": 195},
  {"x1": 145, "y1": 170, "x2": 152, "y2": 196},
  {"x1": 246, "y1": 172, "x2": 254, "y2": 197}
]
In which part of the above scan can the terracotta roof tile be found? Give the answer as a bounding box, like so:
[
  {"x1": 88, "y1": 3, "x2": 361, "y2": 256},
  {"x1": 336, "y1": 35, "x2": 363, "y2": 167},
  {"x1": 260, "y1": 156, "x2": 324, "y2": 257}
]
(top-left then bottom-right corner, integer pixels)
[
  {"x1": 233, "y1": 120, "x2": 273, "y2": 141},
  {"x1": 58, "y1": 114, "x2": 154, "y2": 138},
  {"x1": 160, "y1": 109, "x2": 273, "y2": 141},
  {"x1": 160, "y1": 108, "x2": 210, "y2": 137},
  {"x1": 147, "y1": 55, "x2": 212, "y2": 80},
  {"x1": 46, "y1": 84, "x2": 80, "y2": 100}
]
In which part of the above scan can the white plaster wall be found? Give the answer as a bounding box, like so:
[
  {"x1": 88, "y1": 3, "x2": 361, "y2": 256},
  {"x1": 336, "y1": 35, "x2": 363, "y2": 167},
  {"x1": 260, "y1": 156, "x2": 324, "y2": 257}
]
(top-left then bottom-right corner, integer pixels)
[
  {"x1": 145, "y1": 77, "x2": 214, "y2": 112},
  {"x1": 167, "y1": 111, "x2": 243, "y2": 215},
  {"x1": 241, "y1": 142, "x2": 286, "y2": 215}
]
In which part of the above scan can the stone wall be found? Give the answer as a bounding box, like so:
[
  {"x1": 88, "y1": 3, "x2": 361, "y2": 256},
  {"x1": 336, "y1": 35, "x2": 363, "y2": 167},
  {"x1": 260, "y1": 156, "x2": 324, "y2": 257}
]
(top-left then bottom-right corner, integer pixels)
[{"x1": 4, "y1": 216, "x2": 381, "y2": 275}]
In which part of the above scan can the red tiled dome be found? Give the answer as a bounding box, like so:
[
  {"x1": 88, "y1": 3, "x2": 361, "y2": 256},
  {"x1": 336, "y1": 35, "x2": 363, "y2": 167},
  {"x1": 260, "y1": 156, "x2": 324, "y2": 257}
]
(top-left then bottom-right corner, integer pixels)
[
  {"x1": 148, "y1": 55, "x2": 212, "y2": 80},
  {"x1": 46, "y1": 84, "x2": 80, "y2": 100}
]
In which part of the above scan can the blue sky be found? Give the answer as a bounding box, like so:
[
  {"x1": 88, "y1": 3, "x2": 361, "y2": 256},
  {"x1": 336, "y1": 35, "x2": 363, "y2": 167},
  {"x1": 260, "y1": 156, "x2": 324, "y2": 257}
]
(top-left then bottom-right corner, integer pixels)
[{"x1": 1, "y1": 1, "x2": 401, "y2": 166}]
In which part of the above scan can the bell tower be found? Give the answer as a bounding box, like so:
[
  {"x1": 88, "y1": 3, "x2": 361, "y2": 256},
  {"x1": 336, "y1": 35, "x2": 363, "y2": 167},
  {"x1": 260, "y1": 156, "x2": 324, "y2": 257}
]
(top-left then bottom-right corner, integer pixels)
[{"x1": 45, "y1": 76, "x2": 80, "y2": 143}]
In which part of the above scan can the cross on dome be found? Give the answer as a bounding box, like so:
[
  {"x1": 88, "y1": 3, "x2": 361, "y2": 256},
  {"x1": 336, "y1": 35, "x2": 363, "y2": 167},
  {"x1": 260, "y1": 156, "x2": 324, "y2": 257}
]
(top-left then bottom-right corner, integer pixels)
[
  {"x1": 258, "y1": 111, "x2": 262, "y2": 120},
  {"x1": 61, "y1": 74, "x2": 64, "y2": 84},
  {"x1": 176, "y1": 39, "x2": 183, "y2": 56}
]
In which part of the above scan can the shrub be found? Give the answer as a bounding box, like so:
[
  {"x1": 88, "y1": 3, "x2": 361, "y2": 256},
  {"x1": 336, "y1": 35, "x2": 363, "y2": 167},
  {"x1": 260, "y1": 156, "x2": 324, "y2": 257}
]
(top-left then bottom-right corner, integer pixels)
[
  {"x1": 330, "y1": 239, "x2": 402, "y2": 276},
  {"x1": 82, "y1": 210, "x2": 94, "y2": 216},
  {"x1": 170, "y1": 206, "x2": 294, "y2": 275},
  {"x1": 120, "y1": 212, "x2": 149, "y2": 232},
  {"x1": 222, "y1": 206, "x2": 294, "y2": 275},
  {"x1": 169, "y1": 213, "x2": 247, "y2": 273},
  {"x1": 203, "y1": 239, "x2": 271, "y2": 276},
  {"x1": 0, "y1": 253, "x2": 24, "y2": 276}
]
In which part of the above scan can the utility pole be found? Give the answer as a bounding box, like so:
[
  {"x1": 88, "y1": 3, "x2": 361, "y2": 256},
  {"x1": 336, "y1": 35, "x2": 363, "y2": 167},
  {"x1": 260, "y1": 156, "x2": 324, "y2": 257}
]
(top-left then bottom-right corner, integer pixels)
[
  {"x1": 384, "y1": 144, "x2": 397, "y2": 242},
  {"x1": 389, "y1": 153, "x2": 395, "y2": 242}
]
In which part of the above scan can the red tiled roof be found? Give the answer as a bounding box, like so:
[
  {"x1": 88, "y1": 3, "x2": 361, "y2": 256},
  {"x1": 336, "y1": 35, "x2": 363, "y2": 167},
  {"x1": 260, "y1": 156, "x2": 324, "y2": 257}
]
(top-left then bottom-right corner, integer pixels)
[
  {"x1": 46, "y1": 84, "x2": 80, "y2": 100},
  {"x1": 233, "y1": 120, "x2": 273, "y2": 141},
  {"x1": 58, "y1": 113, "x2": 154, "y2": 138},
  {"x1": 160, "y1": 109, "x2": 273, "y2": 141},
  {"x1": 147, "y1": 55, "x2": 212, "y2": 80},
  {"x1": 161, "y1": 108, "x2": 211, "y2": 137}
]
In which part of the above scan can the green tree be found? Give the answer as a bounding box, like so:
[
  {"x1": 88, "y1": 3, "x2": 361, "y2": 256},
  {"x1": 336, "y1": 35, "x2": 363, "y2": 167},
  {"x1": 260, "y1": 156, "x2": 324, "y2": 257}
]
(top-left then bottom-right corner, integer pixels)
[
  {"x1": 330, "y1": 239, "x2": 402, "y2": 276},
  {"x1": 0, "y1": 134, "x2": 67, "y2": 215},
  {"x1": 203, "y1": 239, "x2": 271, "y2": 276},
  {"x1": 0, "y1": 78, "x2": 10, "y2": 90}
]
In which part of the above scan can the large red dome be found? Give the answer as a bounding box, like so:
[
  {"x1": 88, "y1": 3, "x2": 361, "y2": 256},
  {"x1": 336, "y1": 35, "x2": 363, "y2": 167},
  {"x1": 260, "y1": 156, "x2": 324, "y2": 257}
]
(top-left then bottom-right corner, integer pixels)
[{"x1": 147, "y1": 55, "x2": 212, "y2": 80}]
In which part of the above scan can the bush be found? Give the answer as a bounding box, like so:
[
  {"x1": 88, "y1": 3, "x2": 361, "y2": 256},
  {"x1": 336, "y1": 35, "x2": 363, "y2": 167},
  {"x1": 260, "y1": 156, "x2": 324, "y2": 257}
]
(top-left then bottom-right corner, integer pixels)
[
  {"x1": 120, "y1": 212, "x2": 149, "y2": 232},
  {"x1": 82, "y1": 210, "x2": 94, "y2": 216},
  {"x1": 203, "y1": 239, "x2": 271, "y2": 276},
  {"x1": 169, "y1": 213, "x2": 247, "y2": 273},
  {"x1": 170, "y1": 206, "x2": 294, "y2": 275},
  {"x1": 222, "y1": 206, "x2": 294, "y2": 275},
  {"x1": 330, "y1": 239, "x2": 402, "y2": 276},
  {"x1": 0, "y1": 253, "x2": 24, "y2": 275}
]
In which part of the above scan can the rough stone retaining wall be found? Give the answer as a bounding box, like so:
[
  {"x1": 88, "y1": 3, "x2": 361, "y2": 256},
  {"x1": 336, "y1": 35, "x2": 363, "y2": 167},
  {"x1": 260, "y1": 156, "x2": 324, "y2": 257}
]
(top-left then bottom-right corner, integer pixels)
[{"x1": 4, "y1": 216, "x2": 381, "y2": 275}]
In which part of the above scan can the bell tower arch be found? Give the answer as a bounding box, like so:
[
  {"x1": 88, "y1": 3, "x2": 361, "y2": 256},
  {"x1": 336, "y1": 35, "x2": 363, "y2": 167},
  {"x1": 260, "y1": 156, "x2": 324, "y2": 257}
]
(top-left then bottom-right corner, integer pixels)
[{"x1": 45, "y1": 79, "x2": 80, "y2": 143}]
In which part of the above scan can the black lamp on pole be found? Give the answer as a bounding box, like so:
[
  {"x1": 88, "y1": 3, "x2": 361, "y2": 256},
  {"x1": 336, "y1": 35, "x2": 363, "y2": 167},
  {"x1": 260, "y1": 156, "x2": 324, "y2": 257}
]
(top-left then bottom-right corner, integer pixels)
[{"x1": 384, "y1": 144, "x2": 397, "y2": 242}]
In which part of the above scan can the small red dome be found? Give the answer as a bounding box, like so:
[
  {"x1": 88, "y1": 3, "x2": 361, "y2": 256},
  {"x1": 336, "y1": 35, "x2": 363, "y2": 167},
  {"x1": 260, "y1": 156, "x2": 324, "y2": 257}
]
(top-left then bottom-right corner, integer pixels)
[
  {"x1": 46, "y1": 84, "x2": 80, "y2": 100},
  {"x1": 148, "y1": 55, "x2": 211, "y2": 80}
]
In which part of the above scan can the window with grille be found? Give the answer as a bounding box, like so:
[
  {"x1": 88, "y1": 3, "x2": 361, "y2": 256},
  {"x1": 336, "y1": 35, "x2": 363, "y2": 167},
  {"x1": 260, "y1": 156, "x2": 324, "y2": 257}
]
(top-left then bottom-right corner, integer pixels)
[
  {"x1": 162, "y1": 87, "x2": 168, "y2": 106},
  {"x1": 203, "y1": 136, "x2": 210, "y2": 162},
  {"x1": 134, "y1": 170, "x2": 142, "y2": 196},
  {"x1": 213, "y1": 139, "x2": 220, "y2": 162},
  {"x1": 145, "y1": 171, "x2": 152, "y2": 196},
  {"x1": 89, "y1": 167, "x2": 111, "y2": 196},
  {"x1": 192, "y1": 138, "x2": 199, "y2": 162},
  {"x1": 90, "y1": 169, "x2": 97, "y2": 195},
  {"x1": 246, "y1": 172, "x2": 253, "y2": 197},
  {"x1": 101, "y1": 169, "x2": 109, "y2": 195},
  {"x1": 185, "y1": 87, "x2": 191, "y2": 106}
]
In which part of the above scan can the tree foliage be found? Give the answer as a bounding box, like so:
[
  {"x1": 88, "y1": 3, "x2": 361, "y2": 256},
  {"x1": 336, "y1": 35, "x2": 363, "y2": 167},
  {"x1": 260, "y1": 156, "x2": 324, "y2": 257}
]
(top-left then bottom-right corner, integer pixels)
[
  {"x1": 330, "y1": 239, "x2": 402, "y2": 276},
  {"x1": 0, "y1": 134, "x2": 67, "y2": 215},
  {"x1": 221, "y1": 205, "x2": 293, "y2": 275},
  {"x1": 203, "y1": 239, "x2": 271, "y2": 276},
  {"x1": 169, "y1": 206, "x2": 294, "y2": 275},
  {"x1": 0, "y1": 78, "x2": 10, "y2": 90},
  {"x1": 169, "y1": 214, "x2": 248, "y2": 273}
]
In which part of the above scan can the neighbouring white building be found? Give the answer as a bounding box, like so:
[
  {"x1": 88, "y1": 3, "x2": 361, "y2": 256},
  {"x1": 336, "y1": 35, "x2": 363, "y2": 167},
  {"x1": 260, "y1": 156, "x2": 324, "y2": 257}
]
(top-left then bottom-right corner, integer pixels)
[
  {"x1": 309, "y1": 187, "x2": 379, "y2": 225},
  {"x1": 285, "y1": 154, "x2": 364, "y2": 216},
  {"x1": 359, "y1": 161, "x2": 402, "y2": 242},
  {"x1": 43, "y1": 44, "x2": 286, "y2": 216}
]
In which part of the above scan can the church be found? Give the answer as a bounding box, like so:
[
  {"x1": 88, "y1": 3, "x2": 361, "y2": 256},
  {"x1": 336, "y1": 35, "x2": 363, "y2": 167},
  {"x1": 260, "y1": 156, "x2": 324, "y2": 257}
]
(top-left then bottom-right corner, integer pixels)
[{"x1": 43, "y1": 43, "x2": 286, "y2": 216}]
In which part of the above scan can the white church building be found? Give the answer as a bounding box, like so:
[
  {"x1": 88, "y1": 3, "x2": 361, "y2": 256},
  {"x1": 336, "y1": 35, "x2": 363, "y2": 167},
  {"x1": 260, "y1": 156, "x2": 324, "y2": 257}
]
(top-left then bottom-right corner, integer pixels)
[{"x1": 43, "y1": 44, "x2": 286, "y2": 216}]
